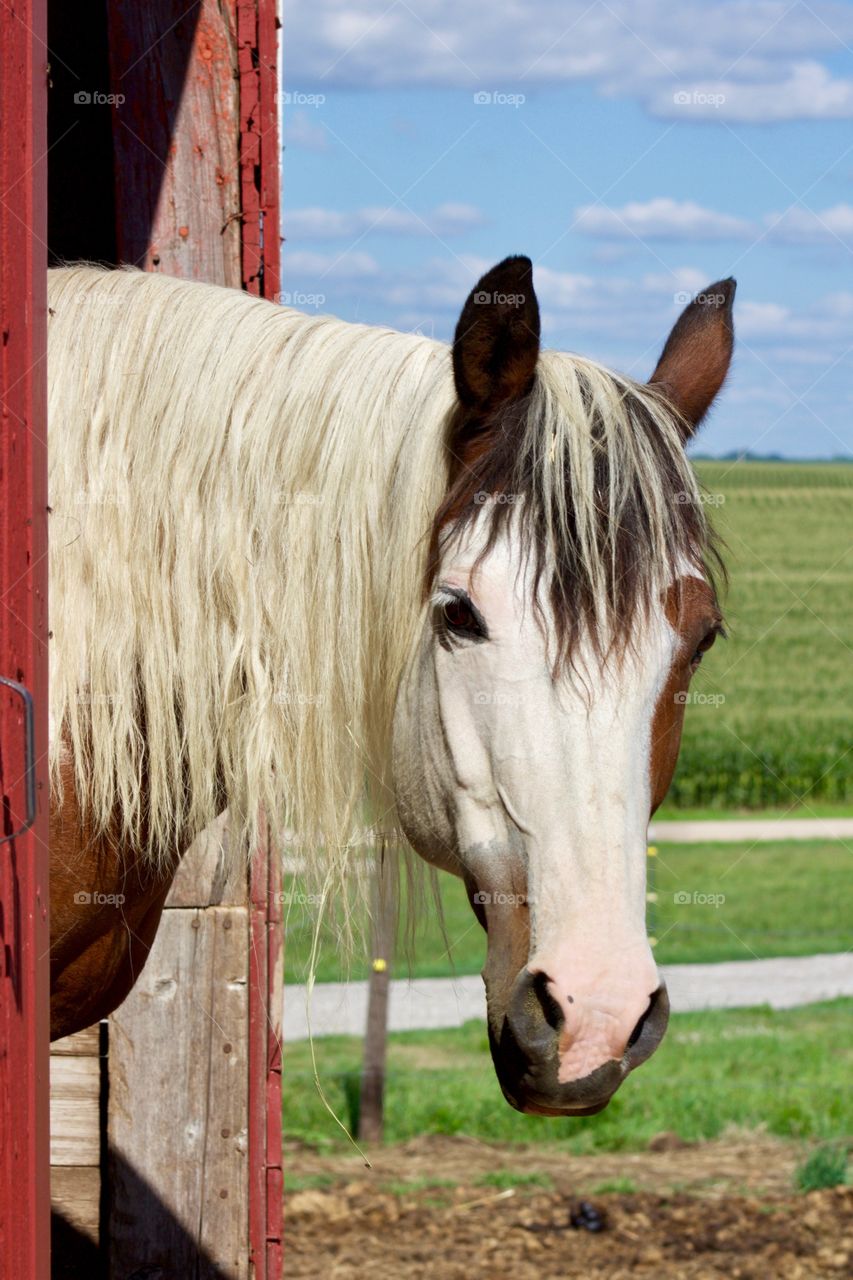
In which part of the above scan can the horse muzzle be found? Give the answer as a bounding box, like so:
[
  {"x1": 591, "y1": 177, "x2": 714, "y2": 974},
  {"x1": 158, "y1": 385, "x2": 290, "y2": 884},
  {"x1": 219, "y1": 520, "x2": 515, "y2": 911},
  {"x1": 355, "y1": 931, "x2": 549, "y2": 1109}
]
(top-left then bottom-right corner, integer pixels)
[{"x1": 487, "y1": 967, "x2": 670, "y2": 1116}]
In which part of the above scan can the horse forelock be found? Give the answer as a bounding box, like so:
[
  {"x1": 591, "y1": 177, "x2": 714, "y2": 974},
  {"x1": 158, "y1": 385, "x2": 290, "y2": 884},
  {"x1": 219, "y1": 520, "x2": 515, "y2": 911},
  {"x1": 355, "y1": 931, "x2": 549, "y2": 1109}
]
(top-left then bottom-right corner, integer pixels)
[{"x1": 429, "y1": 349, "x2": 725, "y2": 669}]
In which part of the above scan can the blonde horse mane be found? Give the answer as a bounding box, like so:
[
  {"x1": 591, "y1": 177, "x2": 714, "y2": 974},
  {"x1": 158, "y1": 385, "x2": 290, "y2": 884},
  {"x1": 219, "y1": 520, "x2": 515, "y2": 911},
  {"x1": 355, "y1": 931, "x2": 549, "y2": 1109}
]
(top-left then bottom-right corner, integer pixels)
[{"x1": 48, "y1": 265, "x2": 710, "y2": 890}]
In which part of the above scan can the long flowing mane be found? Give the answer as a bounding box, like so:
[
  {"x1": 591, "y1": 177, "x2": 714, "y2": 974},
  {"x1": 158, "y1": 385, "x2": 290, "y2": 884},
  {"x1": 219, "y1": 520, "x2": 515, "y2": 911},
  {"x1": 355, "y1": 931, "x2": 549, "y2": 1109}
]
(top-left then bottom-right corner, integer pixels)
[
  {"x1": 49, "y1": 266, "x2": 454, "y2": 867},
  {"x1": 48, "y1": 266, "x2": 714, "y2": 875}
]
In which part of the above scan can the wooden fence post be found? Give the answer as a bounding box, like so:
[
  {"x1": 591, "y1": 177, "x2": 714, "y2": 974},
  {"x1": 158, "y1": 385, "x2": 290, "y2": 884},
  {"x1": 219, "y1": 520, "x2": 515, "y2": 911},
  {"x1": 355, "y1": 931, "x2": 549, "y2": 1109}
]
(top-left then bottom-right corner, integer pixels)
[{"x1": 358, "y1": 866, "x2": 396, "y2": 1144}]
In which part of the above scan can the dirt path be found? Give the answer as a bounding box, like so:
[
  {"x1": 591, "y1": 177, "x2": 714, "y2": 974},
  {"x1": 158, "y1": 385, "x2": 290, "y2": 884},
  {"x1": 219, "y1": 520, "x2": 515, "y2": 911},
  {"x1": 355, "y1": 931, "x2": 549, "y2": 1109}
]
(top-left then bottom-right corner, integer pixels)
[
  {"x1": 285, "y1": 1135, "x2": 853, "y2": 1278},
  {"x1": 648, "y1": 817, "x2": 853, "y2": 842},
  {"x1": 283, "y1": 952, "x2": 853, "y2": 1039}
]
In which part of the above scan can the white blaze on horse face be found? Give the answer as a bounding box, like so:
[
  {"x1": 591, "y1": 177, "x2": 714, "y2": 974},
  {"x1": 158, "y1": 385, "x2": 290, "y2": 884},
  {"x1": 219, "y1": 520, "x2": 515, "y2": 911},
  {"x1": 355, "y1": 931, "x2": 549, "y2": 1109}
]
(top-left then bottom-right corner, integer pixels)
[{"x1": 395, "y1": 520, "x2": 677, "y2": 1085}]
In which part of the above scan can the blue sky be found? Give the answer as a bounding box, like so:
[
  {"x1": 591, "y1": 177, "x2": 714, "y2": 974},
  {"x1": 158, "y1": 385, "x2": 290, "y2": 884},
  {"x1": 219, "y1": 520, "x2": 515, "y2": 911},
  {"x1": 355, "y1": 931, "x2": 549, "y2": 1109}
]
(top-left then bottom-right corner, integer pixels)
[{"x1": 283, "y1": 1, "x2": 853, "y2": 458}]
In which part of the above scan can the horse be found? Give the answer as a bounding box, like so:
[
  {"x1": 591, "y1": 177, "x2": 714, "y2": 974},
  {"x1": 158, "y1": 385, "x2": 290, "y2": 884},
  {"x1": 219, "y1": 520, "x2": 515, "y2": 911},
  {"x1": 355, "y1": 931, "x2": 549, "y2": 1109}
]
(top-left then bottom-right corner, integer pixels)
[{"x1": 47, "y1": 255, "x2": 733, "y2": 1115}]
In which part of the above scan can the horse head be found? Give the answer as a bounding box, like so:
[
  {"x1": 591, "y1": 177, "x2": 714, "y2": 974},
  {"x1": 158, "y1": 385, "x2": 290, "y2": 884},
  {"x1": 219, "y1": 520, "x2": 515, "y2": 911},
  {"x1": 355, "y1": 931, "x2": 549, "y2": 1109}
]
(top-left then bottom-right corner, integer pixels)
[{"x1": 393, "y1": 256, "x2": 732, "y2": 1115}]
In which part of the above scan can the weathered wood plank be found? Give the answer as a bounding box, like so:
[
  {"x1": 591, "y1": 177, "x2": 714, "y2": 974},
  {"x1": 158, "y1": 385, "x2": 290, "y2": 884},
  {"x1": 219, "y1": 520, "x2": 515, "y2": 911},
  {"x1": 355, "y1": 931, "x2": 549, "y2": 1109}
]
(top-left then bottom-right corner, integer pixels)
[
  {"x1": 202, "y1": 906, "x2": 252, "y2": 1272},
  {"x1": 51, "y1": 1026, "x2": 100, "y2": 1057},
  {"x1": 50, "y1": 1167, "x2": 100, "y2": 1245},
  {"x1": 50, "y1": 1030, "x2": 103, "y2": 1262},
  {"x1": 167, "y1": 813, "x2": 248, "y2": 909},
  {"x1": 50, "y1": 1057, "x2": 101, "y2": 1167},
  {"x1": 108, "y1": 0, "x2": 241, "y2": 285},
  {"x1": 108, "y1": 903, "x2": 250, "y2": 1278}
]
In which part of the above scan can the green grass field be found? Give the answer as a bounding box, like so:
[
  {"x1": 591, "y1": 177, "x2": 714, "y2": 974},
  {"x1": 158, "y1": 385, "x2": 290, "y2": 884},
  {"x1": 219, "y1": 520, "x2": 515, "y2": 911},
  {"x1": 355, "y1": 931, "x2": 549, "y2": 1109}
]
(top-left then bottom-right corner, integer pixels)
[
  {"x1": 654, "y1": 801, "x2": 853, "y2": 821},
  {"x1": 674, "y1": 461, "x2": 853, "y2": 808},
  {"x1": 283, "y1": 1000, "x2": 853, "y2": 1152},
  {"x1": 283, "y1": 837, "x2": 852, "y2": 982}
]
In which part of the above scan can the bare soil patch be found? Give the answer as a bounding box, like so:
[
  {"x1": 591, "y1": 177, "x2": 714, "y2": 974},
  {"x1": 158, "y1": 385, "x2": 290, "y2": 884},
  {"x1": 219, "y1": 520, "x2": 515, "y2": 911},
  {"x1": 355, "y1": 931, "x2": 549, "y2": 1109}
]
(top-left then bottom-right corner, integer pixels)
[{"x1": 285, "y1": 1135, "x2": 853, "y2": 1278}]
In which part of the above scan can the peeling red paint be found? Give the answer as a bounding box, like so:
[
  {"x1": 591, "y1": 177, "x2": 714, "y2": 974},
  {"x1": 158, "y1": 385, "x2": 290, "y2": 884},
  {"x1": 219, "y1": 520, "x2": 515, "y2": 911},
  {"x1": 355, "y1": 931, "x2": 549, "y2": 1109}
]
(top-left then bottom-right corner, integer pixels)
[{"x1": 237, "y1": 0, "x2": 280, "y2": 298}]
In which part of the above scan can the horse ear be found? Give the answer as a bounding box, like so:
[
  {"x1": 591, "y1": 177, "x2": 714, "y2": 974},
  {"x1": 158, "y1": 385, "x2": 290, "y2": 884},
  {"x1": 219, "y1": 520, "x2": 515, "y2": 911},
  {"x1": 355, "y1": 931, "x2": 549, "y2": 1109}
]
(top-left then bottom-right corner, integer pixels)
[
  {"x1": 452, "y1": 256, "x2": 541, "y2": 417},
  {"x1": 648, "y1": 279, "x2": 735, "y2": 440}
]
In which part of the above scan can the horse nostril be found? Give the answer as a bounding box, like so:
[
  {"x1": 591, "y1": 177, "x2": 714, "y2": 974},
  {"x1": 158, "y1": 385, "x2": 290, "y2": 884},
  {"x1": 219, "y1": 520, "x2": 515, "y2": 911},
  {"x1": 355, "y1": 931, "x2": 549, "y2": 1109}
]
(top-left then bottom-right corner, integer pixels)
[
  {"x1": 531, "y1": 970, "x2": 564, "y2": 1032},
  {"x1": 626, "y1": 985, "x2": 670, "y2": 1059},
  {"x1": 627, "y1": 1000, "x2": 652, "y2": 1048}
]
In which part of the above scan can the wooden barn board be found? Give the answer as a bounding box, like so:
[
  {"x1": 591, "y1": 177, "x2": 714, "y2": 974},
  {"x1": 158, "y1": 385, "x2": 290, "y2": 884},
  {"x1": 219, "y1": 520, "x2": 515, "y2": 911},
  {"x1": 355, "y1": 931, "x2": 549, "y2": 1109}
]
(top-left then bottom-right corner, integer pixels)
[
  {"x1": 107, "y1": 0, "x2": 242, "y2": 286},
  {"x1": 167, "y1": 813, "x2": 247, "y2": 909},
  {"x1": 50, "y1": 1055, "x2": 100, "y2": 1167},
  {"x1": 49, "y1": 1027, "x2": 102, "y2": 1249},
  {"x1": 49, "y1": 1168, "x2": 100, "y2": 1252},
  {"x1": 108, "y1": 846, "x2": 252, "y2": 1279}
]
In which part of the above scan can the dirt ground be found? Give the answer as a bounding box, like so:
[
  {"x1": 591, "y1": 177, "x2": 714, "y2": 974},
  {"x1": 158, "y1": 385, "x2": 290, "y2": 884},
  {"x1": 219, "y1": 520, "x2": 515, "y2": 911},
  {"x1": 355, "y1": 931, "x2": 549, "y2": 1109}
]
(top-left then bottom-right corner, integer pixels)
[{"x1": 284, "y1": 1134, "x2": 853, "y2": 1278}]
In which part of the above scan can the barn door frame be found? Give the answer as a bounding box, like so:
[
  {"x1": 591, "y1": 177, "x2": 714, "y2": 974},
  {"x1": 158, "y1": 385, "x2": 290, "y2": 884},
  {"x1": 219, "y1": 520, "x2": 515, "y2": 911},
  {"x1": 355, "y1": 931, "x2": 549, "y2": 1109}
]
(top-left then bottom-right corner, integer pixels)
[{"x1": 0, "y1": 2, "x2": 51, "y2": 1277}]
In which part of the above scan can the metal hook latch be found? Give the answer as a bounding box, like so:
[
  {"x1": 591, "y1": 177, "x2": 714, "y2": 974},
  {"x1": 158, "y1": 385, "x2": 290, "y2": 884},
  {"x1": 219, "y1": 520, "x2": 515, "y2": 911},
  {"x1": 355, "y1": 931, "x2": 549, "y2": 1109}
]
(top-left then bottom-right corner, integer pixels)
[{"x1": 0, "y1": 675, "x2": 36, "y2": 845}]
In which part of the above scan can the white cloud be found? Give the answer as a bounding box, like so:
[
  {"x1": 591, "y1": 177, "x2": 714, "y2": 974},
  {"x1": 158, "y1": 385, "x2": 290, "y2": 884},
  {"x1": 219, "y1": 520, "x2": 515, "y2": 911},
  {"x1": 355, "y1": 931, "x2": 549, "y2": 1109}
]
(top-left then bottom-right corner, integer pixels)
[
  {"x1": 736, "y1": 300, "x2": 795, "y2": 338},
  {"x1": 287, "y1": 1, "x2": 853, "y2": 124},
  {"x1": 285, "y1": 202, "x2": 486, "y2": 239},
  {"x1": 821, "y1": 290, "x2": 853, "y2": 318},
  {"x1": 285, "y1": 110, "x2": 329, "y2": 151},
  {"x1": 764, "y1": 204, "x2": 853, "y2": 246},
  {"x1": 573, "y1": 198, "x2": 853, "y2": 250},
  {"x1": 282, "y1": 249, "x2": 381, "y2": 279},
  {"x1": 575, "y1": 198, "x2": 754, "y2": 241},
  {"x1": 725, "y1": 384, "x2": 794, "y2": 407},
  {"x1": 736, "y1": 293, "x2": 853, "y2": 344},
  {"x1": 642, "y1": 266, "x2": 712, "y2": 295},
  {"x1": 651, "y1": 62, "x2": 853, "y2": 123},
  {"x1": 588, "y1": 244, "x2": 635, "y2": 265}
]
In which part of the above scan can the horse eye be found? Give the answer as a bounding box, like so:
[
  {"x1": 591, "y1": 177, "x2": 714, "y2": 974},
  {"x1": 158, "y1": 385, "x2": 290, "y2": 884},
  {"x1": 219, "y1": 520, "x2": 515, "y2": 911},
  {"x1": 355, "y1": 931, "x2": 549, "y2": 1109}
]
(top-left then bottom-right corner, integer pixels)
[
  {"x1": 444, "y1": 598, "x2": 478, "y2": 633},
  {"x1": 691, "y1": 627, "x2": 720, "y2": 667},
  {"x1": 440, "y1": 594, "x2": 488, "y2": 641}
]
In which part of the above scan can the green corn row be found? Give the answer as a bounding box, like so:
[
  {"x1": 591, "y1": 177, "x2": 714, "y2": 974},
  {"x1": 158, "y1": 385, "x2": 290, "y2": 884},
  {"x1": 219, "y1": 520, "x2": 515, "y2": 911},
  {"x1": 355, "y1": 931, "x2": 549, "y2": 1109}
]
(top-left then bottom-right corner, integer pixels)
[{"x1": 670, "y1": 729, "x2": 853, "y2": 809}]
